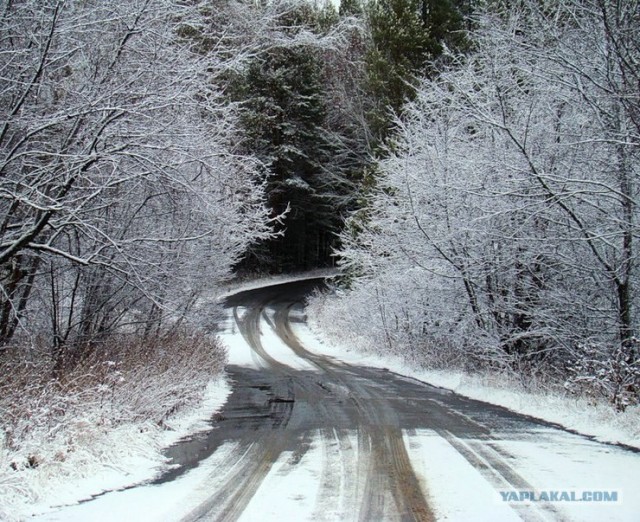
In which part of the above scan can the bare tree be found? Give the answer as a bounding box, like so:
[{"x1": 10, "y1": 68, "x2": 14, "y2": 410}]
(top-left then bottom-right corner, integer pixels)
[
  {"x1": 335, "y1": 0, "x2": 640, "y2": 400},
  {"x1": 0, "y1": 0, "x2": 271, "y2": 358}
]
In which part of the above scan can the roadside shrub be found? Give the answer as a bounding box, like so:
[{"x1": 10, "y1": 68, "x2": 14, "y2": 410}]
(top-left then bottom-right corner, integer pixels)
[
  {"x1": 565, "y1": 341, "x2": 640, "y2": 412},
  {"x1": 0, "y1": 329, "x2": 226, "y2": 519}
]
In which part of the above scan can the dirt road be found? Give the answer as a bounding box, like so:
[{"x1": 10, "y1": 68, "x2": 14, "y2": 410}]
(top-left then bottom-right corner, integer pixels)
[{"x1": 155, "y1": 278, "x2": 638, "y2": 522}]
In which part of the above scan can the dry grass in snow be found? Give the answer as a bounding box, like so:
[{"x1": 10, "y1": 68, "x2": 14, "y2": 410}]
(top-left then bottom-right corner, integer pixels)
[{"x1": 0, "y1": 331, "x2": 228, "y2": 521}]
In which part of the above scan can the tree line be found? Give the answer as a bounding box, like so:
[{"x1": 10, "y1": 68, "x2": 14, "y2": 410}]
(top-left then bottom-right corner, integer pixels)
[
  {"x1": 0, "y1": 0, "x2": 467, "y2": 366},
  {"x1": 0, "y1": 0, "x2": 273, "y2": 365},
  {"x1": 231, "y1": 0, "x2": 469, "y2": 272},
  {"x1": 332, "y1": 0, "x2": 640, "y2": 410},
  {"x1": 4, "y1": 0, "x2": 633, "y2": 411}
]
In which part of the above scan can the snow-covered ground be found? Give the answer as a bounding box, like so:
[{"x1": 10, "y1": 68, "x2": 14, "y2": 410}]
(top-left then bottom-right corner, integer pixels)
[
  {"x1": 216, "y1": 268, "x2": 339, "y2": 302},
  {"x1": 18, "y1": 274, "x2": 640, "y2": 521},
  {"x1": 294, "y1": 306, "x2": 640, "y2": 522},
  {"x1": 15, "y1": 378, "x2": 231, "y2": 522},
  {"x1": 221, "y1": 273, "x2": 639, "y2": 452}
]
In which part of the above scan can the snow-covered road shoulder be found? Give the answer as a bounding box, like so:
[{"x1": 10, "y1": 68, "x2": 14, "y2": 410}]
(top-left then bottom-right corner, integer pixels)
[{"x1": 5, "y1": 377, "x2": 231, "y2": 522}]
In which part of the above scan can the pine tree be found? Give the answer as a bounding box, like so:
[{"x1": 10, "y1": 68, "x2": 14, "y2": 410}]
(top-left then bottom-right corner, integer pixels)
[
  {"x1": 364, "y1": 0, "x2": 469, "y2": 144},
  {"x1": 340, "y1": 0, "x2": 363, "y2": 16},
  {"x1": 236, "y1": 45, "x2": 346, "y2": 272}
]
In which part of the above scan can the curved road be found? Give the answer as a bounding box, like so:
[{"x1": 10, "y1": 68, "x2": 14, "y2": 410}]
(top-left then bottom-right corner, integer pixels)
[{"x1": 155, "y1": 278, "x2": 640, "y2": 522}]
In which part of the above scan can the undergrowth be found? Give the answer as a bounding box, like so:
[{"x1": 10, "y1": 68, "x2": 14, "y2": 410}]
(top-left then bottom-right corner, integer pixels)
[{"x1": 0, "y1": 330, "x2": 226, "y2": 521}]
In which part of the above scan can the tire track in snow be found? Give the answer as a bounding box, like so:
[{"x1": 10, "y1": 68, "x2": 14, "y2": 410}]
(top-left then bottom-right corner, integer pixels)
[
  {"x1": 225, "y1": 286, "x2": 559, "y2": 521},
  {"x1": 437, "y1": 430, "x2": 568, "y2": 522},
  {"x1": 313, "y1": 427, "x2": 358, "y2": 521},
  {"x1": 181, "y1": 435, "x2": 286, "y2": 522},
  {"x1": 216, "y1": 280, "x2": 565, "y2": 521},
  {"x1": 180, "y1": 304, "x2": 302, "y2": 521},
  {"x1": 275, "y1": 303, "x2": 435, "y2": 522},
  {"x1": 198, "y1": 293, "x2": 352, "y2": 521},
  {"x1": 274, "y1": 304, "x2": 384, "y2": 520}
]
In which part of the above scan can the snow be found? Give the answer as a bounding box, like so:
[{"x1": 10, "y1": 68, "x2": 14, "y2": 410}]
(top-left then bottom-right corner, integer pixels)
[
  {"x1": 36, "y1": 430, "x2": 351, "y2": 522},
  {"x1": 237, "y1": 433, "x2": 324, "y2": 521},
  {"x1": 16, "y1": 274, "x2": 640, "y2": 522},
  {"x1": 260, "y1": 309, "x2": 319, "y2": 371},
  {"x1": 403, "y1": 430, "x2": 522, "y2": 522},
  {"x1": 160, "y1": 378, "x2": 233, "y2": 445},
  {"x1": 219, "y1": 306, "x2": 264, "y2": 369},
  {"x1": 219, "y1": 306, "x2": 319, "y2": 372},
  {"x1": 20, "y1": 378, "x2": 231, "y2": 522},
  {"x1": 402, "y1": 428, "x2": 640, "y2": 522},
  {"x1": 413, "y1": 369, "x2": 640, "y2": 450},
  {"x1": 34, "y1": 441, "x2": 242, "y2": 522},
  {"x1": 216, "y1": 268, "x2": 339, "y2": 302},
  {"x1": 21, "y1": 273, "x2": 332, "y2": 521},
  {"x1": 492, "y1": 432, "x2": 637, "y2": 521}
]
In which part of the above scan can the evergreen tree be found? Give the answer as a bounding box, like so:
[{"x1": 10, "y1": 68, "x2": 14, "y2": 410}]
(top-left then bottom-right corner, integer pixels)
[
  {"x1": 364, "y1": 0, "x2": 469, "y2": 143},
  {"x1": 235, "y1": 44, "x2": 348, "y2": 272},
  {"x1": 340, "y1": 0, "x2": 364, "y2": 16}
]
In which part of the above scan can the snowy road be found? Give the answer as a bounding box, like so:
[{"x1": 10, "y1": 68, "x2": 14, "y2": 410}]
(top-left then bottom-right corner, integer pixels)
[{"x1": 38, "y1": 277, "x2": 640, "y2": 521}]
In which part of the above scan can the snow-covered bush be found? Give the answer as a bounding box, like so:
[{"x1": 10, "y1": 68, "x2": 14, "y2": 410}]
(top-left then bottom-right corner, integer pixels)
[
  {"x1": 0, "y1": 330, "x2": 226, "y2": 520},
  {"x1": 323, "y1": 0, "x2": 640, "y2": 395},
  {"x1": 0, "y1": 0, "x2": 272, "y2": 354},
  {"x1": 308, "y1": 273, "x2": 507, "y2": 372},
  {"x1": 566, "y1": 341, "x2": 640, "y2": 412}
]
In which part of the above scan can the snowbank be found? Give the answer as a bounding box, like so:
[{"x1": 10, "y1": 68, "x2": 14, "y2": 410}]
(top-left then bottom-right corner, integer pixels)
[{"x1": 1, "y1": 341, "x2": 231, "y2": 522}]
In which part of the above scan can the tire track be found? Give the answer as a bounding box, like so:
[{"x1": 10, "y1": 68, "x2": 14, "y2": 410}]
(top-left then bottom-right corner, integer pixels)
[
  {"x1": 192, "y1": 279, "x2": 572, "y2": 521},
  {"x1": 437, "y1": 430, "x2": 567, "y2": 522},
  {"x1": 312, "y1": 428, "x2": 357, "y2": 521},
  {"x1": 181, "y1": 435, "x2": 286, "y2": 522},
  {"x1": 194, "y1": 294, "x2": 352, "y2": 522},
  {"x1": 180, "y1": 304, "x2": 301, "y2": 521},
  {"x1": 274, "y1": 303, "x2": 435, "y2": 522}
]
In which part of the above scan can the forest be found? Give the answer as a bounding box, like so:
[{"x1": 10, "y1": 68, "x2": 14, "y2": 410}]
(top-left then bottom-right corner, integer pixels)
[
  {"x1": 312, "y1": 0, "x2": 640, "y2": 413},
  {"x1": 0, "y1": 0, "x2": 639, "y2": 508}
]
